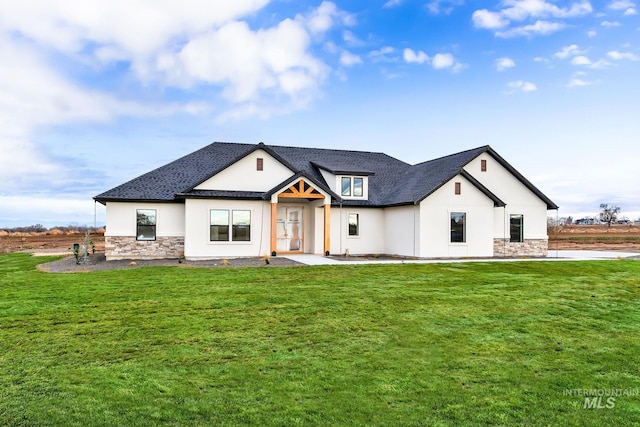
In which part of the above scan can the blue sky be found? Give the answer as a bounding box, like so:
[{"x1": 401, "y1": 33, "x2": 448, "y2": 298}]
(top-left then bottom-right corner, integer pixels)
[{"x1": 1, "y1": 0, "x2": 639, "y2": 227}]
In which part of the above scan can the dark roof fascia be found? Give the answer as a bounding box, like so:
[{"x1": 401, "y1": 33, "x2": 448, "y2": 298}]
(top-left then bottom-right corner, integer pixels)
[
  {"x1": 483, "y1": 147, "x2": 559, "y2": 210},
  {"x1": 183, "y1": 142, "x2": 299, "y2": 193},
  {"x1": 175, "y1": 191, "x2": 265, "y2": 200},
  {"x1": 264, "y1": 171, "x2": 340, "y2": 201},
  {"x1": 93, "y1": 197, "x2": 183, "y2": 206},
  {"x1": 310, "y1": 161, "x2": 375, "y2": 176},
  {"x1": 459, "y1": 170, "x2": 506, "y2": 207}
]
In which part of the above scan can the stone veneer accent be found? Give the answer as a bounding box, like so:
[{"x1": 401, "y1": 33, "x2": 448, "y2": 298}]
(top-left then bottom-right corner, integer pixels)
[
  {"x1": 493, "y1": 238, "x2": 548, "y2": 257},
  {"x1": 105, "y1": 236, "x2": 185, "y2": 260}
]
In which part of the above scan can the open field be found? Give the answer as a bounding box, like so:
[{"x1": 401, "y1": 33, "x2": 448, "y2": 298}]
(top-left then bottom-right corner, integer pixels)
[
  {"x1": 0, "y1": 231, "x2": 105, "y2": 254},
  {"x1": 549, "y1": 225, "x2": 640, "y2": 251},
  {"x1": 1, "y1": 253, "x2": 639, "y2": 426}
]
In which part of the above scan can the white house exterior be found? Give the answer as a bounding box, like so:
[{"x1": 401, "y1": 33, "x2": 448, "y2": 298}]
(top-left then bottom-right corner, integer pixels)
[{"x1": 95, "y1": 142, "x2": 558, "y2": 260}]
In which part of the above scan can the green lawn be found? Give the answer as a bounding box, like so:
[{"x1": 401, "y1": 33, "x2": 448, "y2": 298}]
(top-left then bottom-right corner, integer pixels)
[{"x1": 1, "y1": 253, "x2": 639, "y2": 426}]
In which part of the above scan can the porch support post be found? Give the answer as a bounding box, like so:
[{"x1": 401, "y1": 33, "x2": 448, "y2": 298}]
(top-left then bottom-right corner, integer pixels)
[
  {"x1": 270, "y1": 202, "x2": 277, "y2": 256},
  {"x1": 324, "y1": 203, "x2": 331, "y2": 256}
]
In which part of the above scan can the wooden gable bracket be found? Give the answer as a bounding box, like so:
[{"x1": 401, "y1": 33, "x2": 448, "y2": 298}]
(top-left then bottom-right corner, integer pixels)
[{"x1": 278, "y1": 179, "x2": 325, "y2": 199}]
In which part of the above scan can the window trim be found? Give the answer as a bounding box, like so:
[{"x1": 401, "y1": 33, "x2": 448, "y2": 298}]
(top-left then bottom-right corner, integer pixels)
[
  {"x1": 232, "y1": 210, "x2": 251, "y2": 242},
  {"x1": 450, "y1": 212, "x2": 466, "y2": 243},
  {"x1": 353, "y1": 177, "x2": 363, "y2": 197},
  {"x1": 136, "y1": 209, "x2": 157, "y2": 241},
  {"x1": 510, "y1": 214, "x2": 524, "y2": 243}
]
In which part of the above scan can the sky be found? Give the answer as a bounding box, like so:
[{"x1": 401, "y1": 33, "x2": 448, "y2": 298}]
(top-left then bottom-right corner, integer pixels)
[{"x1": 0, "y1": 0, "x2": 639, "y2": 228}]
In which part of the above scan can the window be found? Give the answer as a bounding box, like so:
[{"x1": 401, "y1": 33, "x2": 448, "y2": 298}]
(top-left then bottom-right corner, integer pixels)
[
  {"x1": 341, "y1": 177, "x2": 351, "y2": 196},
  {"x1": 136, "y1": 209, "x2": 157, "y2": 241},
  {"x1": 210, "y1": 210, "x2": 229, "y2": 241},
  {"x1": 510, "y1": 214, "x2": 523, "y2": 242},
  {"x1": 256, "y1": 158, "x2": 264, "y2": 171},
  {"x1": 450, "y1": 212, "x2": 466, "y2": 243},
  {"x1": 481, "y1": 159, "x2": 487, "y2": 172},
  {"x1": 348, "y1": 213, "x2": 359, "y2": 236},
  {"x1": 353, "y1": 177, "x2": 363, "y2": 197},
  {"x1": 341, "y1": 176, "x2": 365, "y2": 198},
  {"x1": 232, "y1": 210, "x2": 251, "y2": 241},
  {"x1": 455, "y1": 182, "x2": 461, "y2": 195},
  {"x1": 210, "y1": 210, "x2": 251, "y2": 242}
]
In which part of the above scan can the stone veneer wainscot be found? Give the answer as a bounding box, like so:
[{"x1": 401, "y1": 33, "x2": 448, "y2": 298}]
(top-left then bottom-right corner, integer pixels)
[
  {"x1": 105, "y1": 236, "x2": 185, "y2": 260},
  {"x1": 493, "y1": 238, "x2": 548, "y2": 257}
]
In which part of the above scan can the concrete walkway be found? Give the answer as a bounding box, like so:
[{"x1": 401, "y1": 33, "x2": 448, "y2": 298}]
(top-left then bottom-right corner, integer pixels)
[{"x1": 283, "y1": 250, "x2": 639, "y2": 266}]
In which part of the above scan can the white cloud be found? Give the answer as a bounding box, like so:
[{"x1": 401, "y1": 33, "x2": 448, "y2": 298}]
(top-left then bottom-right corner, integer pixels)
[
  {"x1": 342, "y1": 30, "x2": 364, "y2": 47},
  {"x1": 432, "y1": 53, "x2": 455, "y2": 69},
  {"x1": 340, "y1": 50, "x2": 363, "y2": 66},
  {"x1": 369, "y1": 46, "x2": 398, "y2": 62},
  {"x1": 607, "y1": 50, "x2": 640, "y2": 60},
  {"x1": 496, "y1": 57, "x2": 516, "y2": 71},
  {"x1": 554, "y1": 44, "x2": 583, "y2": 58},
  {"x1": 473, "y1": 0, "x2": 592, "y2": 37},
  {"x1": 587, "y1": 29, "x2": 597, "y2": 36},
  {"x1": 507, "y1": 80, "x2": 538, "y2": 92},
  {"x1": 427, "y1": 0, "x2": 464, "y2": 15},
  {"x1": 571, "y1": 55, "x2": 592, "y2": 65},
  {"x1": 403, "y1": 48, "x2": 430, "y2": 64},
  {"x1": 383, "y1": 0, "x2": 403, "y2": 8},
  {"x1": 608, "y1": 0, "x2": 635, "y2": 10},
  {"x1": 567, "y1": 78, "x2": 592, "y2": 87},
  {"x1": 472, "y1": 9, "x2": 509, "y2": 29},
  {"x1": 496, "y1": 20, "x2": 565, "y2": 37},
  {"x1": 624, "y1": 7, "x2": 638, "y2": 14},
  {"x1": 601, "y1": 20, "x2": 622, "y2": 26}
]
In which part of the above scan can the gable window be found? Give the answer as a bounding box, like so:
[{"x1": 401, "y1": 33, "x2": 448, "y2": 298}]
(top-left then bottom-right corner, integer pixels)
[
  {"x1": 450, "y1": 212, "x2": 466, "y2": 243},
  {"x1": 341, "y1": 177, "x2": 351, "y2": 196},
  {"x1": 481, "y1": 159, "x2": 487, "y2": 172},
  {"x1": 510, "y1": 214, "x2": 523, "y2": 243},
  {"x1": 136, "y1": 209, "x2": 157, "y2": 241},
  {"x1": 455, "y1": 182, "x2": 461, "y2": 195},
  {"x1": 210, "y1": 209, "x2": 251, "y2": 242},
  {"x1": 348, "y1": 213, "x2": 359, "y2": 236},
  {"x1": 353, "y1": 177, "x2": 363, "y2": 197},
  {"x1": 256, "y1": 158, "x2": 264, "y2": 171},
  {"x1": 341, "y1": 176, "x2": 366, "y2": 198}
]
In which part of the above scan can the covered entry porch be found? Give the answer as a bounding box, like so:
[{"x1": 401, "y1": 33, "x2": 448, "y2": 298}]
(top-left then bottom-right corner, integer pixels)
[{"x1": 269, "y1": 177, "x2": 332, "y2": 256}]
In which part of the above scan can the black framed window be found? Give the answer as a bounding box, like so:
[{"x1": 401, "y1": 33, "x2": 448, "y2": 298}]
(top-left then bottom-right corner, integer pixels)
[
  {"x1": 232, "y1": 210, "x2": 251, "y2": 241},
  {"x1": 450, "y1": 212, "x2": 466, "y2": 243},
  {"x1": 210, "y1": 210, "x2": 229, "y2": 241},
  {"x1": 341, "y1": 177, "x2": 351, "y2": 196},
  {"x1": 353, "y1": 177, "x2": 363, "y2": 197},
  {"x1": 348, "y1": 213, "x2": 359, "y2": 236},
  {"x1": 136, "y1": 209, "x2": 156, "y2": 241},
  {"x1": 510, "y1": 214, "x2": 524, "y2": 242}
]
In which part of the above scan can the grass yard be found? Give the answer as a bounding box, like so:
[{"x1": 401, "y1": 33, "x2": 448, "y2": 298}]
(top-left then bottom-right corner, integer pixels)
[{"x1": 1, "y1": 253, "x2": 639, "y2": 426}]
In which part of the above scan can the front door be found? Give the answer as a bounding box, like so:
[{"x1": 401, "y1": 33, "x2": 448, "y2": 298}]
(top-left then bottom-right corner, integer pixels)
[{"x1": 276, "y1": 206, "x2": 304, "y2": 253}]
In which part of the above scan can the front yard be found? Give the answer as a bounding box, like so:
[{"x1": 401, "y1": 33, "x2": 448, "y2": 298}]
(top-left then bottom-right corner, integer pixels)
[{"x1": 1, "y1": 253, "x2": 639, "y2": 426}]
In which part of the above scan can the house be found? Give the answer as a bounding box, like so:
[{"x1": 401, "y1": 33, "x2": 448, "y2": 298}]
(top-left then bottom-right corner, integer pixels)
[{"x1": 94, "y1": 142, "x2": 558, "y2": 260}]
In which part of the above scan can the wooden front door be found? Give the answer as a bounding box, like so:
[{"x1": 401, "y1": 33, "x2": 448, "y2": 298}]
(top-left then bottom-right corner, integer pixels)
[{"x1": 276, "y1": 206, "x2": 304, "y2": 253}]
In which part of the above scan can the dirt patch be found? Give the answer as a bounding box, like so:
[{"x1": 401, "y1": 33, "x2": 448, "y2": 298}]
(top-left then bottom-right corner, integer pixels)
[
  {"x1": 549, "y1": 224, "x2": 640, "y2": 251},
  {"x1": 0, "y1": 232, "x2": 105, "y2": 254},
  {"x1": 37, "y1": 252, "x2": 301, "y2": 273}
]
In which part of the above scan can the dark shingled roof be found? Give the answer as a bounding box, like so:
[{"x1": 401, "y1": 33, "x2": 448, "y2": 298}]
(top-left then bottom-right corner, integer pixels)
[{"x1": 94, "y1": 142, "x2": 558, "y2": 210}]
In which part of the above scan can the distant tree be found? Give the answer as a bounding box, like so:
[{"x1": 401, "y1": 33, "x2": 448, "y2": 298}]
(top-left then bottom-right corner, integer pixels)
[
  {"x1": 564, "y1": 216, "x2": 573, "y2": 226},
  {"x1": 599, "y1": 203, "x2": 621, "y2": 227}
]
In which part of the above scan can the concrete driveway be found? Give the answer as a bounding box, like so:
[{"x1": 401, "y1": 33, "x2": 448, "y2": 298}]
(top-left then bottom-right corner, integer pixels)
[{"x1": 283, "y1": 250, "x2": 639, "y2": 266}]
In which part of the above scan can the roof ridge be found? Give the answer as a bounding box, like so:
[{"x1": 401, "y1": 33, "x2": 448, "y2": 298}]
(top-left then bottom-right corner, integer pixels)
[{"x1": 411, "y1": 145, "x2": 490, "y2": 167}]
